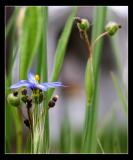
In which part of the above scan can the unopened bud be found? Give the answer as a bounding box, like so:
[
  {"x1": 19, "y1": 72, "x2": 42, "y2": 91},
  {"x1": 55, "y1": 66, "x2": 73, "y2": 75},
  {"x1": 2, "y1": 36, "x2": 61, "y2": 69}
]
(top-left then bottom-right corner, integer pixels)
[
  {"x1": 7, "y1": 93, "x2": 20, "y2": 107},
  {"x1": 105, "y1": 22, "x2": 121, "y2": 36},
  {"x1": 77, "y1": 18, "x2": 90, "y2": 31}
]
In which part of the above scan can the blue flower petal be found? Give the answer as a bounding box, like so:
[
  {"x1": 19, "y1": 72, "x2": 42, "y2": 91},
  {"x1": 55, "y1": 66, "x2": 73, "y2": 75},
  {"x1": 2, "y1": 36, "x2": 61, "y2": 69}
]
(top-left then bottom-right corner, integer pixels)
[
  {"x1": 36, "y1": 84, "x2": 48, "y2": 91},
  {"x1": 10, "y1": 80, "x2": 32, "y2": 89},
  {"x1": 28, "y1": 72, "x2": 36, "y2": 84},
  {"x1": 41, "y1": 82, "x2": 64, "y2": 88}
]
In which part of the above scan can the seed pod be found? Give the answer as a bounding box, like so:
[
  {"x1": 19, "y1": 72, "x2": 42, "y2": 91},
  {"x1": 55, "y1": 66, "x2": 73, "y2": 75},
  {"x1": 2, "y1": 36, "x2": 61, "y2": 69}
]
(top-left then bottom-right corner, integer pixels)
[
  {"x1": 85, "y1": 57, "x2": 94, "y2": 106},
  {"x1": 52, "y1": 95, "x2": 59, "y2": 102},
  {"x1": 78, "y1": 19, "x2": 90, "y2": 31},
  {"x1": 48, "y1": 100, "x2": 55, "y2": 108},
  {"x1": 7, "y1": 93, "x2": 20, "y2": 107},
  {"x1": 105, "y1": 22, "x2": 121, "y2": 36}
]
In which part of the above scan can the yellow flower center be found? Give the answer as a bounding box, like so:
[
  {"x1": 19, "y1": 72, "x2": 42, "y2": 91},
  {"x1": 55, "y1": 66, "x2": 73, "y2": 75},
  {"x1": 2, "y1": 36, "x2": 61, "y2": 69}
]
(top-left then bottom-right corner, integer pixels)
[{"x1": 35, "y1": 74, "x2": 40, "y2": 81}]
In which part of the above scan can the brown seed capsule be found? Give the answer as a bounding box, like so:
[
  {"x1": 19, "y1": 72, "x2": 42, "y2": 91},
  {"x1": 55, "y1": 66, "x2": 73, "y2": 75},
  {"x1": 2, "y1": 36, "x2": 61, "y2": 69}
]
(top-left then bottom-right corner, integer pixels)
[
  {"x1": 52, "y1": 95, "x2": 59, "y2": 102},
  {"x1": 48, "y1": 100, "x2": 55, "y2": 108}
]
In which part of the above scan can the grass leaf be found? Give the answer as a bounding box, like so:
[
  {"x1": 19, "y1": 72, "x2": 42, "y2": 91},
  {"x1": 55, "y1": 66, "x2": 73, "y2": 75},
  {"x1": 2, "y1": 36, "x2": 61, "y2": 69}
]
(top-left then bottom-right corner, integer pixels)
[
  {"x1": 19, "y1": 7, "x2": 44, "y2": 79},
  {"x1": 82, "y1": 6, "x2": 107, "y2": 153},
  {"x1": 111, "y1": 72, "x2": 128, "y2": 115},
  {"x1": 48, "y1": 7, "x2": 77, "y2": 98}
]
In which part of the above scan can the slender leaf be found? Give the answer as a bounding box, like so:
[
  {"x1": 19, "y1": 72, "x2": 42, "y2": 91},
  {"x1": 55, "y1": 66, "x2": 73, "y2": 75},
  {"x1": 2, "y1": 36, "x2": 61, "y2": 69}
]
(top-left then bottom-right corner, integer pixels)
[
  {"x1": 82, "y1": 6, "x2": 107, "y2": 153},
  {"x1": 48, "y1": 7, "x2": 77, "y2": 98},
  {"x1": 111, "y1": 72, "x2": 128, "y2": 115},
  {"x1": 5, "y1": 7, "x2": 19, "y2": 38},
  {"x1": 19, "y1": 7, "x2": 43, "y2": 79}
]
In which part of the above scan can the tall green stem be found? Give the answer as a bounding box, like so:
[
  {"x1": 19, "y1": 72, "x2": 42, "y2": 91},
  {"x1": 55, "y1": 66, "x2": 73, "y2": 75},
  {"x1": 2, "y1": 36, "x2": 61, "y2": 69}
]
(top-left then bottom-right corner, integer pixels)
[
  {"x1": 40, "y1": 7, "x2": 49, "y2": 153},
  {"x1": 82, "y1": 6, "x2": 107, "y2": 153}
]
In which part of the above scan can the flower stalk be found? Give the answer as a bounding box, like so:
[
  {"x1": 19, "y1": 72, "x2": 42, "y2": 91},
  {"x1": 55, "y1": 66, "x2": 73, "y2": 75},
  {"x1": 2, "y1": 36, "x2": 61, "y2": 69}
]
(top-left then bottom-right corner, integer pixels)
[
  {"x1": 75, "y1": 14, "x2": 121, "y2": 153},
  {"x1": 7, "y1": 72, "x2": 64, "y2": 153}
]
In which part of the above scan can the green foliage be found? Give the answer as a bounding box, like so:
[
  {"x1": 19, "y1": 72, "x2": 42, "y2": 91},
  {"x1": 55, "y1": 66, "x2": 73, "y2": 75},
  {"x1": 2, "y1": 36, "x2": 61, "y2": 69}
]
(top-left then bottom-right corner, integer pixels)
[
  {"x1": 48, "y1": 7, "x2": 77, "y2": 99},
  {"x1": 82, "y1": 6, "x2": 107, "y2": 153},
  {"x1": 5, "y1": 6, "x2": 127, "y2": 154},
  {"x1": 19, "y1": 7, "x2": 44, "y2": 79}
]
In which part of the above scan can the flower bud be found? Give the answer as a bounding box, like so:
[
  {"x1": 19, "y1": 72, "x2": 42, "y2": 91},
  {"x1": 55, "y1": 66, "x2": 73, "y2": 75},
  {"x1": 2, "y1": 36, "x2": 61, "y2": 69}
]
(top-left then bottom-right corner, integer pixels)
[
  {"x1": 78, "y1": 19, "x2": 90, "y2": 31},
  {"x1": 7, "y1": 93, "x2": 20, "y2": 107},
  {"x1": 105, "y1": 22, "x2": 121, "y2": 36}
]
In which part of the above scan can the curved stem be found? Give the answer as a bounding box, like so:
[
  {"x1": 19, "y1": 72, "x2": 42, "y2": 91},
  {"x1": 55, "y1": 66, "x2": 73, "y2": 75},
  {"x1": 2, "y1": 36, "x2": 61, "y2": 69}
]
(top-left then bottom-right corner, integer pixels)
[
  {"x1": 83, "y1": 31, "x2": 92, "y2": 58},
  {"x1": 92, "y1": 31, "x2": 108, "y2": 51},
  {"x1": 78, "y1": 28, "x2": 92, "y2": 58}
]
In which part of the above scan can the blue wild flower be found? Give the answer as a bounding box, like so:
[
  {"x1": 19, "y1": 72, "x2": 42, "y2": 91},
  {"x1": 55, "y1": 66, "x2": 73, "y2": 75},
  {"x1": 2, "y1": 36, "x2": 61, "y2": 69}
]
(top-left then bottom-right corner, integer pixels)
[{"x1": 10, "y1": 72, "x2": 64, "y2": 91}]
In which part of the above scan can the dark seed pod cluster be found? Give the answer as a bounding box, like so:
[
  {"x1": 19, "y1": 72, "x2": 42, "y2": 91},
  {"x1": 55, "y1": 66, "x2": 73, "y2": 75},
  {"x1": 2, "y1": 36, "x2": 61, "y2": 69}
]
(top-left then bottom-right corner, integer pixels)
[{"x1": 48, "y1": 95, "x2": 59, "y2": 108}]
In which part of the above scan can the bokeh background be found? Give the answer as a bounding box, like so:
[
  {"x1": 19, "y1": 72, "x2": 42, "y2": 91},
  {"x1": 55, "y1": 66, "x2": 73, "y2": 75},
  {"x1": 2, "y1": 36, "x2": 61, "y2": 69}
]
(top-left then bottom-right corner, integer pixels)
[{"x1": 5, "y1": 6, "x2": 128, "y2": 153}]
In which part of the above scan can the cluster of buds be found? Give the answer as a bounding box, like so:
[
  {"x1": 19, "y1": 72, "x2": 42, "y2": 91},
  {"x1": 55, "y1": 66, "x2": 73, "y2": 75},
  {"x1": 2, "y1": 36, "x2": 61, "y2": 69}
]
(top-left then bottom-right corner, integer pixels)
[
  {"x1": 75, "y1": 17, "x2": 121, "y2": 38},
  {"x1": 7, "y1": 87, "x2": 44, "y2": 107},
  {"x1": 74, "y1": 17, "x2": 121, "y2": 107},
  {"x1": 7, "y1": 87, "x2": 60, "y2": 128}
]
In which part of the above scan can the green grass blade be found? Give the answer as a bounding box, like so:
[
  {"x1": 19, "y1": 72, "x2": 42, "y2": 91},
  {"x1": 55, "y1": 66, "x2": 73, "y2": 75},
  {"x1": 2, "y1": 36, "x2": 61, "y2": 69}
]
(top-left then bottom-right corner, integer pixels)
[
  {"x1": 19, "y1": 7, "x2": 43, "y2": 79},
  {"x1": 92, "y1": 7, "x2": 107, "y2": 75},
  {"x1": 82, "y1": 6, "x2": 107, "y2": 153},
  {"x1": 48, "y1": 7, "x2": 77, "y2": 98},
  {"x1": 110, "y1": 36, "x2": 122, "y2": 75},
  {"x1": 40, "y1": 7, "x2": 49, "y2": 153},
  {"x1": 111, "y1": 72, "x2": 128, "y2": 115},
  {"x1": 112, "y1": 108, "x2": 121, "y2": 153},
  {"x1": 97, "y1": 137, "x2": 105, "y2": 153},
  {"x1": 5, "y1": 7, "x2": 19, "y2": 38}
]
